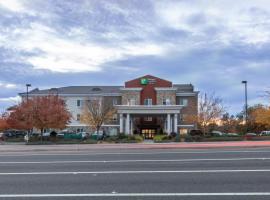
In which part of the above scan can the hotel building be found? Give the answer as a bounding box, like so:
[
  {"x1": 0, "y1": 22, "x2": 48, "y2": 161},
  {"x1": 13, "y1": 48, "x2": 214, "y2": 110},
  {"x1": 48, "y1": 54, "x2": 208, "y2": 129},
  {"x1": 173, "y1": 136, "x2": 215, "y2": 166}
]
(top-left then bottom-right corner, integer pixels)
[{"x1": 20, "y1": 75, "x2": 198, "y2": 139}]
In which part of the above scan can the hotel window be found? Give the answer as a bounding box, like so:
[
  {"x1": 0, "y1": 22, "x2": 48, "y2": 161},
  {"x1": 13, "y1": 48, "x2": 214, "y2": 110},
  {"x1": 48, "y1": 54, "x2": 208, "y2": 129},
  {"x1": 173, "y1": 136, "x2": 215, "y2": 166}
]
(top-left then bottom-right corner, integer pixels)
[
  {"x1": 113, "y1": 98, "x2": 118, "y2": 105},
  {"x1": 162, "y1": 98, "x2": 171, "y2": 105},
  {"x1": 112, "y1": 114, "x2": 118, "y2": 121},
  {"x1": 128, "y1": 98, "x2": 136, "y2": 105},
  {"x1": 179, "y1": 98, "x2": 188, "y2": 106},
  {"x1": 180, "y1": 114, "x2": 187, "y2": 122},
  {"x1": 77, "y1": 100, "x2": 82, "y2": 107},
  {"x1": 76, "y1": 114, "x2": 81, "y2": 121},
  {"x1": 144, "y1": 98, "x2": 152, "y2": 105},
  {"x1": 144, "y1": 117, "x2": 152, "y2": 121}
]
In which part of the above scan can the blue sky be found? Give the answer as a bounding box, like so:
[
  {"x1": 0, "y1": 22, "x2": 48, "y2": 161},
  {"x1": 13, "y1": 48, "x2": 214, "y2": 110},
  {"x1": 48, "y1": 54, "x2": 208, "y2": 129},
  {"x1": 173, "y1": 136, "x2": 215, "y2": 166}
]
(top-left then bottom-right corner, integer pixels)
[{"x1": 0, "y1": 0, "x2": 270, "y2": 114}]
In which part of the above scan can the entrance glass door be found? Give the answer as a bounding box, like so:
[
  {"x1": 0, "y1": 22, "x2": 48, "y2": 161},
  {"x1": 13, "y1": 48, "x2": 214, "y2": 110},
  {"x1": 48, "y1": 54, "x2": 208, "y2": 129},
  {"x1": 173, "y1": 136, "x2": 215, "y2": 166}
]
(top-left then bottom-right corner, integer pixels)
[{"x1": 142, "y1": 129, "x2": 156, "y2": 139}]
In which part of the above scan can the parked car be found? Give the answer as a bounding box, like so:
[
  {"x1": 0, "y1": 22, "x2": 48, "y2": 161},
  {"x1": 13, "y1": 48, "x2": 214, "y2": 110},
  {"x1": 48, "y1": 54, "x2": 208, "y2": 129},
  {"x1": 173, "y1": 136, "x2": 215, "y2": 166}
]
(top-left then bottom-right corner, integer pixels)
[
  {"x1": 56, "y1": 132, "x2": 65, "y2": 138},
  {"x1": 57, "y1": 130, "x2": 75, "y2": 137},
  {"x1": 75, "y1": 132, "x2": 88, "y2": 139},
  {"x1": 189, "y1": 129, "x2": 203, "y2": 136},
  {"x1": 91, "y1": 131, "x2": 105, "y2": 140},
  {"x1": 260, "y1": 131, "x2": 270, "y2": 136},
  {"x1": 42, "y1": 132, "x2": 51, "y2": 137},
  {"x1": 246, "y1": 133, "x2": 257, "y2": 136},
  {"x1": 244, "y1": 132, "x2": 257, "y2": 139},
  {"x1": 4, "y1": 130, "x2": 26, "y2": 138},
  {"x1": 227, "y1": 133, "x2": 240, "y2": 137},
  {"x1": 0, "y1": 132, "x2": 5, "y2": 141},
  {"x1": 211, "y1": 131, "x2": 226, "y2": 137}
]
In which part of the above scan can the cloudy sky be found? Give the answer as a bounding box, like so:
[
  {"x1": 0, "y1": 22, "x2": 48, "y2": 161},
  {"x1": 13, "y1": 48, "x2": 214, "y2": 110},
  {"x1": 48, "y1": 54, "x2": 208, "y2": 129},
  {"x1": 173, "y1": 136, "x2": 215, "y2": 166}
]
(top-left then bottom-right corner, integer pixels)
[{"x1": 0, "y1": 0, "x2": 270, "y2": 114}]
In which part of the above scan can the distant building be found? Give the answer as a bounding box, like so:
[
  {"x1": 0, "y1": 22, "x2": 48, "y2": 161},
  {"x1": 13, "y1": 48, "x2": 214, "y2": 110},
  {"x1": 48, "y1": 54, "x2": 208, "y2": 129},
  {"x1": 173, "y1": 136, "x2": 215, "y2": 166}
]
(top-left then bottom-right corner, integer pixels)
[{"x1": 19, "y1": 75, "x2": 198, "y2": 138}]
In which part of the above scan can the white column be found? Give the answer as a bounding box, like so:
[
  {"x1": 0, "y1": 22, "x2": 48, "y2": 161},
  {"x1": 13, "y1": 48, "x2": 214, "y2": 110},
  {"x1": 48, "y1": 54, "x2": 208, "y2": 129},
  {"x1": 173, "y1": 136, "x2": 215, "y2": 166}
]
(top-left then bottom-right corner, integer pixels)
[
  {"x1": 167, "y1": 114, "x2": 171, "y2": 134},
  {"x1": 120, "y1": 114, "x2": 123, "y2": 133},
  {"x1": 126, "y1": 113, "x2": 130, "y2": 135},
  {"x1": 174, "y1": 113, "x2": 178, "y2": 133},
  {"x1": 130, "y1": 116, "x2": 133, "y2": 135}
]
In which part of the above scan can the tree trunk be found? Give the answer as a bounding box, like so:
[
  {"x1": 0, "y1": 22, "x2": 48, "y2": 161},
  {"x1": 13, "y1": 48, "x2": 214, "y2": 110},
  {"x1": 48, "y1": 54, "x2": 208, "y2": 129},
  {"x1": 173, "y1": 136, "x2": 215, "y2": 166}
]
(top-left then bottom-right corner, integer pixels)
[{"x1": 40, "y1": 128, "x2": 43, "y2": 142}]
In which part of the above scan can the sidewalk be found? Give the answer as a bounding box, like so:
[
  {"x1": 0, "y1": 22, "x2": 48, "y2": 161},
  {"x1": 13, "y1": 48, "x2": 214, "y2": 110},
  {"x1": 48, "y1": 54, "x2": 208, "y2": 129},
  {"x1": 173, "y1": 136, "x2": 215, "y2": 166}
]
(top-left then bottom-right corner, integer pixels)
[{"x1": 1, "y1": 141, "x2": 270, "y2": 152}]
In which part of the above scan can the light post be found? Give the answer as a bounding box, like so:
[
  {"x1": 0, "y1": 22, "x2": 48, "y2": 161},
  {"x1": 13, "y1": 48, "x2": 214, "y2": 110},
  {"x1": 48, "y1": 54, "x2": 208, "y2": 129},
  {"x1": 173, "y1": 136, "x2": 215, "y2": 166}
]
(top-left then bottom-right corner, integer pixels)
[
  {"x1": 26, "y1": 84, "x2": 31, "y2": 143},
  {"x1": 242, "y1": 81, "x2": 248, "y2": 133},
  {"x1": 26, "y1": 84, "x2": 31, "y2": 102}
]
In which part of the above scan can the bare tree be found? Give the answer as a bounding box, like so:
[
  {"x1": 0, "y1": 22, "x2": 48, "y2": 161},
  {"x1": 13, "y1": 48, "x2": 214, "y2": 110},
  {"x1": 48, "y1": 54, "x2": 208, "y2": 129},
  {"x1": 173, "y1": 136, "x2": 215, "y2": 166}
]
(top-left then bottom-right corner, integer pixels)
[
  {"x1": 198, "y1": 93, "x2": 225, "y2": 135},
  {"x1": 81, "y1": 98, "x2": 116, "y2": 134}
]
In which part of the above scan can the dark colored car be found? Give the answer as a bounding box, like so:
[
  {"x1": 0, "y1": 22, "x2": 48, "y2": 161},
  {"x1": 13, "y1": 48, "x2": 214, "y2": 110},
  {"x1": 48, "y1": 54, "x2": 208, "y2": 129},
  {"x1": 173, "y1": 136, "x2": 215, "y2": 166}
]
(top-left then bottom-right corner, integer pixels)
[
  {"x1": 4, "y1": 130, "x2": 26, "y2": 138},
  {"x1": 189, "y1": 129, "x2": 203, "y2": 136}
]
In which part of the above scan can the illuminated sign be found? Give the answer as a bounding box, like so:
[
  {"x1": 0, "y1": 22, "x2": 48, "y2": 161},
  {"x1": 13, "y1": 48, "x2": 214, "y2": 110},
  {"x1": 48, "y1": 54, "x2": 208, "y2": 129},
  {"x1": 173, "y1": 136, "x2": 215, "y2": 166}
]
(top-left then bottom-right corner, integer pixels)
[
  {"x1": 140, "y1": 78, "x2": 148, "y2": 85},
  {"x1": 140, "y1": 78, "x2": 156, "y2": 85}
]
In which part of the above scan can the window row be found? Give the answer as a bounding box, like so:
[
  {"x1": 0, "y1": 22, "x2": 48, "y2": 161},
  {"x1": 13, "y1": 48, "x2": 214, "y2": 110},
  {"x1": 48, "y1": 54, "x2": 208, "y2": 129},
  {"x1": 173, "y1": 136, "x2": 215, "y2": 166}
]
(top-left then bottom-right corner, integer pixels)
[
  {"x1": 76, "y1": 114, "x2": 118, "y2": 121},
  {"x1": 76, "y1": 99, "x2": 118, "y2": 107},
  {"x1": 75, "y1": 98, "x2": 188, "y2": 107},
  {"x1": 128, "y1": 98, "x2": 189, "y2": 106}
]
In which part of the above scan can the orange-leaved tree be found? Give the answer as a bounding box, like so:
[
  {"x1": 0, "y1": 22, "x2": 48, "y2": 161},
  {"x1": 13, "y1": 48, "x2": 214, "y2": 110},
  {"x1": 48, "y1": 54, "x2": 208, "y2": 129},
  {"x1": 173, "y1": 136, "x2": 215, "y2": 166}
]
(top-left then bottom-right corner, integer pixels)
[
  {"x1": 0, "y1": 113, "x2": 9, "y2": 131},
  {"x1": 251, "y1": 105, "x2": 270, "y2": 129},
  {"x1": 8, "y1": 96, "x2": 71, "y2": 135}
]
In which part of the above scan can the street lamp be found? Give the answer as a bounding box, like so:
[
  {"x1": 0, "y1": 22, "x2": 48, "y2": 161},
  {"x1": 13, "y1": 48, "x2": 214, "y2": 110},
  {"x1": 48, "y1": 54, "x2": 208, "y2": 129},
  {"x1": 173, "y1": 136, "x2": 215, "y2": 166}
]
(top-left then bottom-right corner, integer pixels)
[
  {"x1": 242, "y1": 81, "x2": 248, "y2": 133},
  {"x1": 26, "y1": 84, "x2": 31, "y2": 102},
  {"x1": 25, "y1": 84, "x2": 32, "y2": 143}
]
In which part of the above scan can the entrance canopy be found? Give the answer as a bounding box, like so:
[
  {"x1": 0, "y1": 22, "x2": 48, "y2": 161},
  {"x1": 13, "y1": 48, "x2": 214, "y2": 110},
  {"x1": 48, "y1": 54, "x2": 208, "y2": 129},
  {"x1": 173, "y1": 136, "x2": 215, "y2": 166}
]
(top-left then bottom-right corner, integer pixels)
[{"x1": 115, "y1": 105, "x2": 182, "y2": 114}]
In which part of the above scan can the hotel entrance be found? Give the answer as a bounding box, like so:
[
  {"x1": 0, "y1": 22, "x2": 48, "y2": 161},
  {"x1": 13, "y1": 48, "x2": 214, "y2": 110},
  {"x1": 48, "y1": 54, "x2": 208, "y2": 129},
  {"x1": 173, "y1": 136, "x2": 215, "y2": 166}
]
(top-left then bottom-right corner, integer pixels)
[{"x1": 141, "y1": 129, "x2": 156, "y2": 139}]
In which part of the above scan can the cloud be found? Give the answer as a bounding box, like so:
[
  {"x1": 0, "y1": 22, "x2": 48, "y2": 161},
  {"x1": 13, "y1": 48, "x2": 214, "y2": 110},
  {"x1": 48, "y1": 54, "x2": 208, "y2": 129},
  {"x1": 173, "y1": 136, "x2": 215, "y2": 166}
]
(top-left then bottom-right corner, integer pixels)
[
  {"x1": 0, "y1": 96, "x2": 21, "y2": 103},
  {"x1": 0, "y1": 82, "x2": 17, "y2": 89},
  {"x1": 0, "y1": 0, "x2": 270, "y2": 114},
  {"x1": 0, "y1": 0, "x2": 26, "y2": 12},
  {"x1": 1, "y1": 21, "x2": 166, "y2": 73},
  {"x1": 154, "y1": 0, "x2": 270, "y2": 45}
]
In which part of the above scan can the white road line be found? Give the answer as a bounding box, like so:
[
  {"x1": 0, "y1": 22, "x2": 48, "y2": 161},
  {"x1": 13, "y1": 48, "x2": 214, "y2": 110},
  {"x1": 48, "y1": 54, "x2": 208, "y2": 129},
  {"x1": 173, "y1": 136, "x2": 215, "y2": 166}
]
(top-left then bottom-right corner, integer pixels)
[
  {"x1": 1, "y1": 169, "x2": 270, "y2": 175},
  {"x1": 1, "y1": 157, "x2": 270, "y2": 164},
  {"x1": 2, "y1": 193, "x2": 270, "y2": 197},
  {"x1": 1, "y1": 149, "x2": 270, "y2": 157}
]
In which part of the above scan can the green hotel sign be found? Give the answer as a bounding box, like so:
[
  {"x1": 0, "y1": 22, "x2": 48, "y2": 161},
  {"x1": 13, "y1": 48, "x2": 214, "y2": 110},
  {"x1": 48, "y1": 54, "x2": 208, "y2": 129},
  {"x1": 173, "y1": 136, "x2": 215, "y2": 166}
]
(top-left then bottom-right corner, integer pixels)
[{"x1": 140, "y1": 78, "x2": 149, "y2": 85}]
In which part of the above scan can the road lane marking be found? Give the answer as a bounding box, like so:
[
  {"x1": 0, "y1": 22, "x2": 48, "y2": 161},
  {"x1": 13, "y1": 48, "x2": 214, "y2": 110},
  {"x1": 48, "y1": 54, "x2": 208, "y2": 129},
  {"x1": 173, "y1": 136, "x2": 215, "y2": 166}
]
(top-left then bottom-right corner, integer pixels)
[
  {"x1": 2, "y1": 193, "x2": 270, "y2": 197},
  {"x1": 1, "y1": 157, "x2": 270, "y2": 164},
  {"x1": 1, "y1": 169, "x2": 270, "y2": 175},
  {"x1": 1, "y1": 149, "x2": 270, "y2": 157}
]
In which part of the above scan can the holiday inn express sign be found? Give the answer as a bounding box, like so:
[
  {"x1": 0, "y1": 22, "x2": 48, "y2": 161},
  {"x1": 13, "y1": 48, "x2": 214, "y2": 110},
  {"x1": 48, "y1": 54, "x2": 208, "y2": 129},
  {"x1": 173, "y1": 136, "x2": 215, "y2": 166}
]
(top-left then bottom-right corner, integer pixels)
[
  {"x1": 140, "y1": 78, "x2": 148, "y2": 85},
  {"x1": 140, "y1": 78, "x2": 156, "y2": 85}
]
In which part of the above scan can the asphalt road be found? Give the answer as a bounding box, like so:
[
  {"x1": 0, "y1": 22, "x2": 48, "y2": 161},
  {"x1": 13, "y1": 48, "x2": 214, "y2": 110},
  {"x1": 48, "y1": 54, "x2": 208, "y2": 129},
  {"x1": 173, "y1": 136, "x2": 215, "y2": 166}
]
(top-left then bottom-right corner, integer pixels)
[{"x1": 1, "y1": 147, "x2": 270, "y2": 199}]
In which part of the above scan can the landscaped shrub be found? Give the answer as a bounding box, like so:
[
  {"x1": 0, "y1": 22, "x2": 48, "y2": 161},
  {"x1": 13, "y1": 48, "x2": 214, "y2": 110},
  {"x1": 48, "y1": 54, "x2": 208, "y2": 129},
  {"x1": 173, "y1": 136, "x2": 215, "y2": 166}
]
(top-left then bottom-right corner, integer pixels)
[
  {"x1": 104, "y1": 134, "x2": 143, "y2": 143},
  {"x1": 201, "y1": 137, "x2": 243, "y2": 142},
  {"x1": 118, "y1": 133, "x2": 128, "y2": 139},
  {"x1": 153, "y1": 135, "x2": 166, "y2": 142},
  {"x1": 170, "y1": 132, "x2": 177, "y2": 138},
  {"x1": 153, "y1": 135, "x2": 174, "y2": 143},
  {"x1": 183, "y1": 134, "x2": 193, "y2": 142}
]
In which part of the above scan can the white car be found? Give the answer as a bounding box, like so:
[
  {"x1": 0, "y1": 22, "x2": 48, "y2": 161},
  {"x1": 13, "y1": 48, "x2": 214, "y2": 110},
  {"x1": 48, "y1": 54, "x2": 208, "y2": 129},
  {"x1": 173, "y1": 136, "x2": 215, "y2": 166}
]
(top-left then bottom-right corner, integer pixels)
[
  {"x1": 260, "y1": 131, "x2": 270, "y2": 136},
  {"x1": 227, "y1": 133, "x2": 239, "y2": 137},
  {"x1": 211, "y1": 131, "x2": 226, "y2": 136},
  {"x1": 42, "y1": 132, "x2": 51, "y2": 137}
]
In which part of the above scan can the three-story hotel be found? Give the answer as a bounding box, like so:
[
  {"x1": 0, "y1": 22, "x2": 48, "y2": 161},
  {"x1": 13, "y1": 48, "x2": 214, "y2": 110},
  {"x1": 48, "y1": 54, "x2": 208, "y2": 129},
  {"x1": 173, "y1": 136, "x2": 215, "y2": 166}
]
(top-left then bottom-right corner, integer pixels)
[{"x1": 20, "y1": 75, "x2": 198, "y2": 139}]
